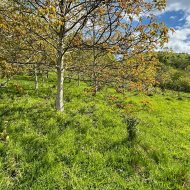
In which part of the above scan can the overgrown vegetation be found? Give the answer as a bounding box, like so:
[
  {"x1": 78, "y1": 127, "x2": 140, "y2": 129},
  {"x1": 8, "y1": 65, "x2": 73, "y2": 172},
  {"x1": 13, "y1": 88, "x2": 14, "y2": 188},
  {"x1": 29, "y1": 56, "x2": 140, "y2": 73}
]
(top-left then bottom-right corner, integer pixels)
[
  {"x1": 0, "y1": 75, "x2": 190, "y2": 189},
  {"x1": 0, "y1": 1, "x2": 189, "y2": 189},
  {"x1": 158, "y1": 52, "x2": 190, "y2": 92}
]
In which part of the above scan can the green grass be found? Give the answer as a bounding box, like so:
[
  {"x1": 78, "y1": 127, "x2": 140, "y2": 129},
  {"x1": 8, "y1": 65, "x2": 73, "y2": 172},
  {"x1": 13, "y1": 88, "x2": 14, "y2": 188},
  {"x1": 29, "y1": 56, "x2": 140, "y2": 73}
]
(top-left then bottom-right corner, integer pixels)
[{"x1": 0, "y1": 75, "x2": 190, "y2": 189}]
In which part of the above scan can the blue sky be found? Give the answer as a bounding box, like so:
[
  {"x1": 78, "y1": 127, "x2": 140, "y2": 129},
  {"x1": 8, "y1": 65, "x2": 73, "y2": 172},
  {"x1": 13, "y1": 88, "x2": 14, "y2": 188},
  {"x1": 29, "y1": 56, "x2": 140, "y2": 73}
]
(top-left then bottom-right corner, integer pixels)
[
  {"x1": 158, "y1": 0, "x2": 190, "y2": 53},
  {"x1": 158, "y1": 11, "x2": 185, "y2": 28}
]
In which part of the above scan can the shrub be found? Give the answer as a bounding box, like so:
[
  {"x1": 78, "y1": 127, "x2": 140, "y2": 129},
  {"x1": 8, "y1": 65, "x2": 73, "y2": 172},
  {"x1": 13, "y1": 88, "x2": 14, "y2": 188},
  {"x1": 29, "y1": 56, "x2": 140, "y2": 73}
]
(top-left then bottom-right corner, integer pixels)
[
  {"x1": 124, "y1": 116, "x2": 139, "y2": 143},
  {"x1": 176, "y1": 77, "x2": 190, "y2": 92},
  {"x1": 158, "y1": 67, "x2": 190, "y2": 93}
]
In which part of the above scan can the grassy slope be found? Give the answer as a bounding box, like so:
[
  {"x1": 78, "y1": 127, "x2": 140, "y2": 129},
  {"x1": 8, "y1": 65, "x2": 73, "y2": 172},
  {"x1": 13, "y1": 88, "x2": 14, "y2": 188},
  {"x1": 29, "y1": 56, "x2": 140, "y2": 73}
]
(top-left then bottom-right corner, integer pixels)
[{"x1": 0, "y1": 75, "x2": 190, "y2": 190}]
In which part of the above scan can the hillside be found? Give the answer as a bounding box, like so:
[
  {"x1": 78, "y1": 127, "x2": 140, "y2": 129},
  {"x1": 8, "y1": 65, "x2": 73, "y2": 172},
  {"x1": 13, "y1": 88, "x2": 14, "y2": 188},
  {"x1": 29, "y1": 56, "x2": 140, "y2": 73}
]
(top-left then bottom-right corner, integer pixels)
[{"x1": 0, "y1": 75, "x2": 190, "y2": 189}]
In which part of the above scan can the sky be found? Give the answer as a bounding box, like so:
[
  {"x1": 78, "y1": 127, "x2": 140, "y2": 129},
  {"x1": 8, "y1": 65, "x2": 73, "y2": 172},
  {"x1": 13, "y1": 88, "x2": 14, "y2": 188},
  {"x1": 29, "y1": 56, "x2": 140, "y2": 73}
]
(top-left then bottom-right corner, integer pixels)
[{"x1": 158, "y1": 0, "x2": 190, "y2": 53}]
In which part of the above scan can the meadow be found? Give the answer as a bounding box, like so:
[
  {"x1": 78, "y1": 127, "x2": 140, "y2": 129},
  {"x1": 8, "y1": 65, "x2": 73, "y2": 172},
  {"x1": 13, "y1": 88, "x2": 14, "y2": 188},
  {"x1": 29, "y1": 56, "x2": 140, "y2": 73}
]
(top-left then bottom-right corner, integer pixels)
[{"x1": 0, "y1": 75, "x2": 190, "y2": 189}]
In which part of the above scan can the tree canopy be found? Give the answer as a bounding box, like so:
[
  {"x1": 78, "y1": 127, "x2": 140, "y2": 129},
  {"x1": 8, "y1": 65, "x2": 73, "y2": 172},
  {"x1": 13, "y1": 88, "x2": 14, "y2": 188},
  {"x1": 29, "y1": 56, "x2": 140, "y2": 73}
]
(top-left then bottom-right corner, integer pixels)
[{"x1": 0, "y1": 0, "x2": 170, "y2": 111}]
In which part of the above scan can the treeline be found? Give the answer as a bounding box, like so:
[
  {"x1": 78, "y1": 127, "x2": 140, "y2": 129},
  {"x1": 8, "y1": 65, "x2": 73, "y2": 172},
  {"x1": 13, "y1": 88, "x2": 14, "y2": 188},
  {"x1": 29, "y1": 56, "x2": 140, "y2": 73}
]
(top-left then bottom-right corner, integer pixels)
[
  {"x1": 0, "y1": 49, "x2": 159, "y2": 94},
  {"x1": 157, "y1": 52, "x2": 190, "y2": 92}
]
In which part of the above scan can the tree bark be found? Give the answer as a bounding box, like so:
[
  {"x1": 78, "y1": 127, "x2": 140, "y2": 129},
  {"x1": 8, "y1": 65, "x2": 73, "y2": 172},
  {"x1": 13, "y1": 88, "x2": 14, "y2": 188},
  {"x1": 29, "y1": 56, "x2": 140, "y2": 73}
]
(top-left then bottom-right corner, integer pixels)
[
  {"x1": 56, "y1": 51, "x2": 64, "y2": 112},
  {"x1": 46, "y1": 71, "x2": 49, "y2": 79},
  {"x1": 55, "y1": 1, "x2": 65, "y2": 112},
  {"x1": 34, "y1": 64, "x2": 39, "y2": 91},
  {"x1": 77, "y1": 69, "x2": 80, "y2": 86},
  {"x1": 92, "y1": 17, "x2": 98, "y2": 96}
]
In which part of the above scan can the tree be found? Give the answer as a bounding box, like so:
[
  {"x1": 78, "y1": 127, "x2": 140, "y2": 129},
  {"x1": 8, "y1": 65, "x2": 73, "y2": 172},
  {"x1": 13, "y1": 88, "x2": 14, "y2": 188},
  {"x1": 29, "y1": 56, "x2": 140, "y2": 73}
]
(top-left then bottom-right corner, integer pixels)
[
  {"x1": 0, "y1": 0, "x2": 170, "y2": 111},
  {"x1": 116, "y1": 53, "x2": 160, "y2": 93}
]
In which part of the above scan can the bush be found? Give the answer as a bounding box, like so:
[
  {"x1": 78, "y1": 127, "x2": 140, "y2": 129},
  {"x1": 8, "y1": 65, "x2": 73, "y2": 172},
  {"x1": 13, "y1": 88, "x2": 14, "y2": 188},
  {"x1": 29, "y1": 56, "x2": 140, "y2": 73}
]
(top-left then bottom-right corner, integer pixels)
[
  {"x1": 124, "y1": 116, "x2": 139, "y2": 143},
  {"x1": 158, "y1": 67, "x2": 190, "y2": 92},
  {"x1": 176, "y1": 77, "x2": 190, "y2": 92}
]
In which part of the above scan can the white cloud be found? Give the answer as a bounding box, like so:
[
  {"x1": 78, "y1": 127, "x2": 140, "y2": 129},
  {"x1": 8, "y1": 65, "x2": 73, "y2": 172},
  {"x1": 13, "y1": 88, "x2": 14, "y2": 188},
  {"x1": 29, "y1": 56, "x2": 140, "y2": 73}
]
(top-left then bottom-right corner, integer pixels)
[
  {"x1": 186, "y1": 15, "x2": 190, "y2": 26},
  {"x1": 167, "y1": 29, "x2": 190, "y2": 53},
  {"x1": 166, "y1": 0, "x2": 190, "y2": 13},
  {"x1": 163, "y1": 1, "x2": 190, "y2": 53},
  {"x1": 171, "y1": 29, "x2": 190, "y2": 41},
  {"x1": 166, "y1": 23, "x2": 190, "y2": 53},
  {"x1": 170, "y1": 16, "x2": 176, "y2": 20}
]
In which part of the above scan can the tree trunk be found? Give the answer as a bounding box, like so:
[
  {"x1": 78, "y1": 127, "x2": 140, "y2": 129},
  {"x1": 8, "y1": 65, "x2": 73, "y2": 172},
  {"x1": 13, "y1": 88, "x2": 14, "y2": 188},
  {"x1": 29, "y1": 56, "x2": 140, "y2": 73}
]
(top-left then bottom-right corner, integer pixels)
[
  {"x1": 42, "y1": 71, "x2": 45, "y2": 85},
  {"x1": 46, "y1": 71, "x2": 49, "y2": 79},
  {"x1": 77, "y1": 69, "x2": 80, "y2": 86},
  {"x1": 34, "y1": 64, "x2": 39, "y2": 91},
  {"x1": 95, "y1": 79, "x2": 98, "y2": 94},
  {"x1": 92, "y1": 49, "x2": 99, "y2": 96},
  {"x1": 55, "y1": 2, "x2": 66, "y2": 112},
  {"x1": 56, "y1": 52, "x2": 64, "y2": 112},
  {"x1": 92, "y1": 18, "x2": 98, "y2": 96}
]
